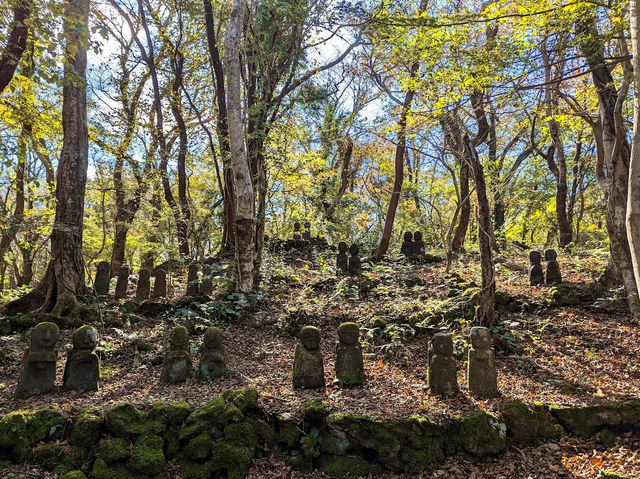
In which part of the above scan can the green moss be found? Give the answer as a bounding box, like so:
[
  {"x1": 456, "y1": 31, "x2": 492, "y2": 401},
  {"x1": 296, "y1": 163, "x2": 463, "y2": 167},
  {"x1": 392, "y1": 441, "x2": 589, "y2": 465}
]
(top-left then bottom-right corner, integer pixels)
[
  {"x1": 183, "y1": 433, "x2": 212, "y2": 462},
  {"x1": 62, "y1": 471, "x2": 87, "y2": 479},
  {"x1": 179, "y1": 397, "x2": 243, "y2": 441},
  {"x1": 209, "y1": 441, "x2": 254, "y2": 479},
  {"x1": 598, "y1": 472, "x2": 631, "y2": 479},
  {"x1": 105, "y1": 403, "x2": 165, "y2": 438},
  {"x1": 71, "y1": 411, "x2": 103, "y2": 447},
  {"x1": 177, "y1": 457, "x2": 210, "y2": 479},
  {"x1": 90, "y1": 458, "x2": 128, "y2": 479},
  {"x1": 224, "y1": 422, "x2": 259, "y2": 448},
  {"x1": 319, "y1": 455, "x2": 371, "y2": 478},
  {"x1": 32, "y1": 442, "x2": 64, "y2": 470},
  {"x1": 0, "y1": 409, "x2": 66, "y2": 460},
  {"x1": 250, "y1": 418, "x2": 276, "y2": 444},
  {"x1": 276, "y1": 413, "x2": 300, "y2": 448},
  {"x1": 96, "y1": 438, "x2": 129, "y2": 463},
  {"x1": 450, "y1": 411, "x2": 507, "y2": 456},
  {"x1": 300, "y1": 434, "x2": 321, "y2": 458},
  {"x1": 598, "y1": 429, "x2": 616, "y2": 448},
  {"x1": 549, "y1": 400, "x2": 640, "y2": 437},
  {"x1": 401, "y1": 445, "x2": 444, "y2": 473},
  {"x1": 300, "y1": 399, "x2": 330, "y2": 422},
  {"x1": 149, "y1": 401, "x2": 192, "y2": 427},
  {"x1": 128, "y1": 434, "x2": 165, "y2": 475},
  {"x1": 326, "y1": 413, "x2": 400, "y2": 459},
  {"x1": 164, "y1": 425, "x2": 181, "y2": 458},
  {"x1": 222, "y1": 388, "x2": 259, "y2": 413},
  {"x1": 500, "y1": 401, "x2": 557, "y2": 442}
]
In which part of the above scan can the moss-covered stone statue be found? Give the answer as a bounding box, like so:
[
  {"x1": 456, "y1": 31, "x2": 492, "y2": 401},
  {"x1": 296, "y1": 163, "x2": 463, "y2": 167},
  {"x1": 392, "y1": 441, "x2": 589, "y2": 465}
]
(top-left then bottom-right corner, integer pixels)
[
  {"x1": 427, "y1": 331, "x2": 458, "y2": 396},
  {"x1": 186, "y1": 264, "x2": 200, "y2": 296},
  {"x1": 335, "y1": 322, "x2": 364, "y2": 386},
  {"x1": 528, "y1": 250, "x2": 544, "y2": 286},
  {"x1": 544, "y1": 249, "x2": 562, "y2": 285},
  {"x1": 15, "y1": 322, "x2": 60, "y2": 399},
  {"x1": 153, "y1": 268, "x2": 167, "y2": 298},
  {"x1": 136, "y1": 268, "x2": 151, "y2": 301},
  {"x1": 114, "y1": 265, "x2": 129, "y2": 299},
  {"x1": 94, "y1": 261, "x2": 110, "y2": 296},
  {"x1": 292, "y1": 326, "x2": 325, "y2": 389},
  {"x1": 160, "y1": 326, "x2": 193, "y2": 384},
  {"x1": 197, "y1": 326, "x2": 228, "y2": 380},
  {"x1": 468, "y1": 326, "x2": 498, "y2": 398},
  {"x1": 62, "y1": 325, "x2": 100, "y2": 392},
  {"x1": 336, "y1": 242, "x2": 348, "y2": 274}
]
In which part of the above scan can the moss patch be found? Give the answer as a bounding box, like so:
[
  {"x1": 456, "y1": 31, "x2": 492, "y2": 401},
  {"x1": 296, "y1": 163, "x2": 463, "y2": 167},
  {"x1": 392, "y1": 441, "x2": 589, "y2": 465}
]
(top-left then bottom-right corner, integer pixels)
[
  {"x1": 105, "y1": 403, "x2": 165, "y2": 438},
  {"x1": 450, "y1": 411, "x2": 507, "y2": 456},
  {"x1": 71, "y1": 411, "x2": 103, "y2": 447},
  {"x1": 128, "y1": 434, "x2": 165, "y2": 475},
  {"x1": 319, "y1": 455, "x2": 372, "y2": 478},
  {"x1": 0, "y1": 409, "x2": 67, "y2": 460},
  {"x1": 549, "y1": 400, "x2": 640, "y2": 437},
  {"x1": 96, "y1": 438, "x2": 129, "y2": 463},
  {"x1": 500, "y1": 401, "x2": 557, "y2": 442}
]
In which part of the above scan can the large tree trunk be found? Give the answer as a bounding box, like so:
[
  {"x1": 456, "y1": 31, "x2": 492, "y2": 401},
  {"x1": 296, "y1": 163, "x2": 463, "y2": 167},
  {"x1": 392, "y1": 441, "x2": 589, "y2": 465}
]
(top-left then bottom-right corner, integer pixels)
[
  {"x1": 0, "y1": 0, "x2": 30, "y2": 94},
  {"x1": 4, "y1": 0, "x2": 89, "y2": 316},
  {"x1": 226, "y1": 0, "x2": 255, "y2": 293},
  {"x1": 452, "y1": 150, "x2": 471, "y2": 252}
]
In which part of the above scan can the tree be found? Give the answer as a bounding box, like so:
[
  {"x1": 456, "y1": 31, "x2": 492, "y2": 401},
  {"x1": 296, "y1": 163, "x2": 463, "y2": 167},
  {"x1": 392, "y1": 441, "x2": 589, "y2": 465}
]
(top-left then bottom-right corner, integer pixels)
[
  {"x1": 628, "y1": 0, "x2": 640, "y2": 314},
  {"x1": 0, "y1": 0, "x2": 31, "y2": 95}
]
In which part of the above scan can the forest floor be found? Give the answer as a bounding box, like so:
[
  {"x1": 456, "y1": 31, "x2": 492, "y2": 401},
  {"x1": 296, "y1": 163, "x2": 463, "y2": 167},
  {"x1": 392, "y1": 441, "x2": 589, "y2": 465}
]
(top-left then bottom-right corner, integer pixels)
[{"x1": 1, "y1": 246, "x2": 639, "y2": 477}]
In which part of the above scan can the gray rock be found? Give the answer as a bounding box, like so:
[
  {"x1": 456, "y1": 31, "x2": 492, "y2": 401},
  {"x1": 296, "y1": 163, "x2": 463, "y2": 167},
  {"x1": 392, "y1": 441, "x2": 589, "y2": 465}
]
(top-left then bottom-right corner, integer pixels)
[
  {"x1": 428, "y1": 331, "x2": 458, "y2": 396},
  {"x1": 186, "y1": 264, "x2": 199, "y2": 297},
  {"x1": 468, "y1": 326, "x2": 498, "y2": 398},
  {"x1": 15, "y1": 322, "x2": 59, "y2": 399}
]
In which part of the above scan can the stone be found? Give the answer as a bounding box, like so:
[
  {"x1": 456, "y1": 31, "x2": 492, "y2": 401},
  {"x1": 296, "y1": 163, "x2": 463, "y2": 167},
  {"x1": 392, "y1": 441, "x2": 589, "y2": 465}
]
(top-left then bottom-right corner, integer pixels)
[
  {"x1": 427, "y1": 331, "x2": 458, "y2": 396},
  {"x1": 292, "y1": 326, "x2": 325, "y2": 389},
  {"x1": 335, "y1": 322, "x2": 364, "y2": 386},
  {"x1": 303, "y1": 222, "x2": 311, "y2": 242},
  {"x1": 400, "y1": 231, "x2": 413, "y2": 257},
  {"x1": 197, "y1": 327, "x2": 228, "y2": 380},
  {"x1": 114, "y1": 266, "x2": 129, "y2": 299},
  {"x1": 200, "y1": 265, "x2": 213, "y2": 297},
  {"x1": 153, "y1": 269, "x2": 167, "y2": 298},
  {"x1": 15, "y1": 322, "x2": 60, "y2": 398},
  {"x1": 186, "y1": 264, "x2": 199, "y2": 296},
  {"x1": 528, "y1": 251, "x2": 544, "y2": 286},
  {"x1": 468, "y1": 326, "x2": 498, "y2": 398},
  {"x1": 336, "y1": 242, "x2": 348, "y2": 274},
  {"x1": 545, "y1": 249, "x2": 562, "y2": 285},
  {"x1": 348, "y1": 244, "x2": 361, "y2": 275},
  {"x1": 136, "y1": 268, "x2": 151, "y2": 301},
  {"x1": 94, "y1": 261, "x2": 110, "y2": 296},
  {"x1": 293, "y1": 222, "x2": 302, "y2": 241},
  {"x1": 62, "y1": 325, "x2": 100, "y2": 392},
  {"x1": 412, "y1": 231, "x2": 425, "y2": 256},
  {"x1": 160, "y1": 326, "x2": 193, "y2": 384}
]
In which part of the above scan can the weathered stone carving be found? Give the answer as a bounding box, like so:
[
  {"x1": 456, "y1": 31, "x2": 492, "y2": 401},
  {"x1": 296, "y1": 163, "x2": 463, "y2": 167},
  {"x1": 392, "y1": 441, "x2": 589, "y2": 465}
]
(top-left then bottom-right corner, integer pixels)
[
  {"x1": 186, "y1": 264, "x2": 200, "y2": 296},
  {"x1": 62, "y1": 325, "x2": 100, "y2": 392},
  {"x1": 400, "y1": 231, "x2": 413, "y2": 257},
  {"x1": 115, "y1": 265, "x2": 129, "y2": 299},
  {"x1": 545, "y1": 249, "x2": 562, "y2": 285},
  {"x1": 136, "y1": 268, "x2": 151, "y2": 301},
  {"x1": 528, "y1": 251, "x2": 544, "y2": 286},
  {"x1": 468, "y1": 326, "x2": 498, "y2": 398},
  {"x1": 153, "y1": 269, "x2": 167, "y2": 298},
  {"x1": 200, "y1": 265, "x2": 213, "y2": 297},
  {"x1": 335, "y1": 322, "x2": 364, "y2": 386},
  {"x1": 197, "y1": 327, "x2": 228, "y2": 380},
  {"x1": 160, "y1": 326, "x2": 193, "y2": 384},
  {"x1": 348, "y1": 244, "x2": 361, "y2": 275},
  {"x1": 412, "y1": 231, "x2": 425, "y2": 256},
  {"x1": 94, "y1": 261, "x2": 110, "y2": 296},
  {"x1": 292, "y1": 326, "x2": 324, "y2": 389},
  {"x1": 15, "y1": 322, "x2": 60, "y2": 398},
  {"x1": 336, "y1": 242, "x2": 348, "y2": 274},
  {"x1": 428, "y1": 331, "x2": 458, "y2": 396}
]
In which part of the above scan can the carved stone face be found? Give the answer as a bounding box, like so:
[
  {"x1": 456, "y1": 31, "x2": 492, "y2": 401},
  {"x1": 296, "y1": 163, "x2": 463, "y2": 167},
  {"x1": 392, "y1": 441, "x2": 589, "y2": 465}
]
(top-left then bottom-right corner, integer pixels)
[
  {"x1": 203, "y1": 327, "x2": 223, "y2": 349},
  {"x1": 403, "y1": 231, "x2": 413, "y2": 242},
  {"x1": 30, "y1": 322, "x2": 60, "y2": 349},
  {"x1": 338, "y1": 242, "x2": 348, "y2": 252},
  {"x1": 544, "y1": 249, "x2": 557, "y2": 262},
  {"x1": 470, "y1": 326, "x2": 491, "y2": 349},
  {"x1": 72, "y1": 326, "x2": 98, "y2": 350},
  {"x1": 169, "y1": 326, "x2": 189, "y2": 350},
  {"x1": 349, "y1": 244, "x2": 359, "y2": 256},
  {"x1": 299, "y1": 326, "x2": 320, "y2": 350},
  {"x1": 431, "y1": 332, "x2": 453, "y2": 356},
  {"x1": 337, "y1": 322, "x2": 359, "y2": 345},
  {"x1": 529, "y1": 250, "x2": 542, "y2": 265}
]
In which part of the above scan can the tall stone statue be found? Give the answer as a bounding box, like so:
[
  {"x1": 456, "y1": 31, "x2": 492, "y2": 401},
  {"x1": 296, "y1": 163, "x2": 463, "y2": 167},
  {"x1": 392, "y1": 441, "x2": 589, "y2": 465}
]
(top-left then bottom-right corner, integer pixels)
[
  {"x1": 197, "y1": 327, "x2": 228, "y2": 380},
  {"x1": 186, "y1": 264, "x2": 200, "y2": 296},
  {"x1": 200, "y1": 265, "x2": 213, "y2": 296},
  {"x1": 293, "y1": 222, "x2": 302, "y2": 241},
  {"x1": 153, "y1": 269, "x2": 167, "y2": 298},
  {"x1": 303, "y1": 222, "x2": 312, "y2": 242},
  {"x1": 468, "y1": 326, "x2": 498, "y2": 398},
  {"x1": 412, "y1": 231, "x2": 425, "y2": 256},
  {"x1": 114, "y1": 265, "x2": 129, "y2": 299},
  {"x1": 62, "y1": 325, "x2": 100, "y2": 392},
  {"x1": 528, "y1": 251, "x2": 544, "y2": 286},
  {"x1": 15, "y1": 322, "x2": 60, "y2": 399},
  {"x1": 427, "y1": 331, "x2": 458, "y2": 396},
  {"x1": 160, "y1": 326, "x2": 193, "y2": 384},
  {"x1": 544, "y1": 249, "x2": 562, "y2": 284},
  {"x1": 400, "y1": 231, "x2": 413, "y2": 257},
  {"x1": 94, "y1": 261, "x2": 110, "y2": 296},
  {"x1": 348, "y1": 244, "x2": 361, "y2": 275},
  {"x1": 292, "y1": 326, "x2": 325, "y2": 389},
  {"x1": 335, "y1": 322, "x2": 364, "y2": 386},
  {"x1": 336, "y1": 242, "x2": 348, "y2": 274},
  {"x1": 136, "y1": 268, "x2": 151, "y2": 301}
]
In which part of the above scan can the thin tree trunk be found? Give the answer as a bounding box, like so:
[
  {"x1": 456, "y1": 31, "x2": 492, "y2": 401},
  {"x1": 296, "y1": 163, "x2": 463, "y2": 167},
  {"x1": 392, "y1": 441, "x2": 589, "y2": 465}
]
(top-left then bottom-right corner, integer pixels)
[{"x1": 0, "y1": 0, "x2": 31, "y2": 94}]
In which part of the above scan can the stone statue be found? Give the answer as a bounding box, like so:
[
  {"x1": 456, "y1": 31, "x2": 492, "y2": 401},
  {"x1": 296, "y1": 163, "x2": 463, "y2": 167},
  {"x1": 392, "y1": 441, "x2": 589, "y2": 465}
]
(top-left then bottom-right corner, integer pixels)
[
  {"x1": 544, "y1": 249, "x2": 562, "y2": 285},
  {"x1": 293, "y1": 222, "x2": 302, "y2": 241},
  {"x1": 159, "y1": 326, "x2": 193, "y2": 384},
  {"x1": 200, "y1": 265, "x2": 213, "y2": 297},
  {"x1": 114, "y1": 265, "x2": 129, "y2": 299},
  {"x1": 62, "y1": 325, "x2": 100, "y2": 392},
  {"x1": 186, "y1": 264, "x2": 200, "y2": 296},
  {"x1": 94, "y1": 261, "x2": 110, "y2": 296},
  {"x1": 412, "y1": 231, "x2": 425, "y2": 256},
  {"x1": 292, "y1": 326, "x2": 324, "y2": 389},
  {"x1": 197, "y1": 327, "x2": 228, "y2": 380},
  {"x1": 400, "y1": 231, "x2": 413, "y2": 257},
  {"x1": 348, "y1": 244, "x2": 361, "y2": 275},
  {"x1": 15, "y1": 322, "x2": 60, "y2": 399},
  {"x1": 303, "y1": 222, "x2": 312, "y2": 242},
  {"x1": 335, "y1": 322, "x2": 364, "y2": 386},
  {"x1": 336, "y1": 242, "x2": 348, "y2": 274},
  {"x1": 153, "y1": 269, "x2": 167, "y2": 298},
  {"x1": 427, "y1": 331, "x2": 458, "y2": 396},
  {"x1": 136, "y1": 268, "x2": 151, "y2": 301},
  {"x1": 528, "y1": 251, "x2": 544, "y2": 286},
  {"x1": 468, "y1": 326, "x2": 498, "y2": 398}
]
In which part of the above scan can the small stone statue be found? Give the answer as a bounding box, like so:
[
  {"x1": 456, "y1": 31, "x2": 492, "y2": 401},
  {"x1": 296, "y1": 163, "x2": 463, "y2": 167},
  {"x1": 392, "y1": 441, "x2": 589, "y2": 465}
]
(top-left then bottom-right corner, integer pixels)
[
  {"x1": 467, "y1": 326, "x2": 498, "y2": 398},
  {"x1": 400, "y1": 231, "x2": 413, "y2": 257},
  {"x1": 160, "y1": 326, "x2": 193, "y2": 384},
  {"x1": 427, "y1": 331, "x2": 458, "y2": 396},
  {"x1": 412, "y1": 231, "x2": 425, "y2": 256},
  {"x1": 136, "y1": 268, "x2": 151, "y2": 301},
  {"x1": 200, "y1": 265, "x2": 213, "y2": 296},
  {"x1": 528, "y1": 251, "x2": 544, "y2": 286},
  {"x1": 293, "y1": 222, "x2": 302, "y2": 241},
  {"x1": 62, "y1": 325, "x2": 100, "y2": 392},
  {"x1": 15, "y1": 322, "x2": 60, "y2": 399},
  {"x1": 186, "y1": 264, "x2": 200, "y2": 296},
  {"x1": 94, "y1": 261, "x2": 110, "y2": 296},
  {"x1": 545, "y1": 249, "x2": 562, "y2": 285},
  {"x1": 197, "y1": 327, "x2": 228, "y2": 380},
  {"x1": 114, "y1": 265, "x2": 129, "y2": 299},
  {"x1": 336, "y1": 242, "x2": 348, "y2": 274},
  {"x1": 348, "y1": 244, "x2": 361, "y2": 275},
  {"x1": 335, "y1": 322, "x2": 364, "y2": 386},
  {"x1": 153, "y1": 269, "x2": 167, "y2": 298},
  {"x1": 303, "y1": 222, "x2": 312, "y2": 242},
  {"x1": 292, "y1": 326, "x2": 325, "y2": 389}
]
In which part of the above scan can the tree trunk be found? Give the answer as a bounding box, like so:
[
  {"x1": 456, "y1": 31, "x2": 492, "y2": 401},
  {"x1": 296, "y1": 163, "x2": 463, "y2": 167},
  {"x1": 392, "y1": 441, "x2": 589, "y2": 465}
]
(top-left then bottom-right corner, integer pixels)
[
  {"x1": 4, "y1": 0, "x2": 89, "y2": 316},
  {"x1": 226, "y1": 0, "x2": 255, "y2": 292},
  {"x1": 452, "y1": 157, "x2": 471, "y2": 252},
  {"x1": 0, "y1": 0, "x2": 30, "y2": 94}
]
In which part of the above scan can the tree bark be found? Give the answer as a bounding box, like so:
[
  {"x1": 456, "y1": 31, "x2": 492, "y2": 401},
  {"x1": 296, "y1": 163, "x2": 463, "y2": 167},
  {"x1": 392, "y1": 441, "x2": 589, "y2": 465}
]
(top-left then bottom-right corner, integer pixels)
[{"x1": 0, "y1": 0, "x2": 30, "y2": 95}]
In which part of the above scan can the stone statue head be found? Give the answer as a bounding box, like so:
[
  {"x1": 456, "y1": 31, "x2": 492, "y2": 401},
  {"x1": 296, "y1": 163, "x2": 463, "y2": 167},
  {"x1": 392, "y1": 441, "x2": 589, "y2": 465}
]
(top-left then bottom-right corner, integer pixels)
[
  {"x1": 403, "y1": 231, "x2": 413, "y2": 242},
  {"x1": 155, "y1": 268, "x2": 167, "y2": 279},
  {"x1": 30, "y1": 322, "x2": 60, "y2": 350},
  {"x1": 338, "y1": 241, "x2": 348, "y2": 252},
  {"x1": 139, "y1": 268, "x2": 150, "y2": 280},
  {"x1": 299, "y1": 326, "x2": 320, "y2": 350},
  {"x1": 169, "y1": 326, "x2": 189, "y2": 350},
  {"x1": 203, "y1": 326, "x2": 223, "y2": 349},
  {"x1": 414, "y1": 231, "x2": 423, "y2": 242},
  {"x1": 337, "y1": 322, "x2": 359, "y2": 345},
  {"x1": 544, "y1": 249, "x2": 557, "y2": 262},
  {"x1": 529, "y1": 250, "x2": 542, "y2": 265},
  {"x1": 431, "y1": 331, "x2": 453, "y2": 356},
  {"x1": 294, "y1": 222, "x2": 301, "y2": 231},
  {"x1": 304, "y1": 222, "x2": 310, "y2": 230},
  {"x1": 470, "y1": 326, "x2": 491, "y2": 349},
  {"x1": 97, "y1": 261, "x2": 109, "y2": 273},
  {"x1": 72, "y1": 325, "x2": 98, "y2": 350},
  {"x1": 349, "y1": 244, "x2": 359, "y2": 256}
]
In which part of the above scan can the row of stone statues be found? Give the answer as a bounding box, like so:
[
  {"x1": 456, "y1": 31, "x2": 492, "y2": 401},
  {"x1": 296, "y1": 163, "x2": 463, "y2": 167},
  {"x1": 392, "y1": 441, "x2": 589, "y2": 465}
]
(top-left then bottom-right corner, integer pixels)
[
  {"x1": 401, "y1": 230, "x2": 426, "y2": 258},
  {"x1": 336, "y1": 242, "x2": 361, "y2": 275},
  {"x1": 15, "y1": 323, "x2": 100, "y2": 398},
  {"x1": 528, "y1": 249, "x2": 562, "y2": 286}
]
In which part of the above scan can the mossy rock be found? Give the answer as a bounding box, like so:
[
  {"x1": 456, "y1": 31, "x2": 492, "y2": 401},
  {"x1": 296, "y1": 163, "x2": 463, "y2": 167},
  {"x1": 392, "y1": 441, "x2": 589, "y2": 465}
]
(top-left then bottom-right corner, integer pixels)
[
  {"x1": 598, "y1": 429, "x2": 617, "y2": 448},
  {"x1": 394, "y1": 415, "x2": 445, "y2": 472},
  {"x1": 149, "y1": 401, "x2": 192, "y2": 427},
  {"x1": 249, "y1": 418, "x2": 276, "y2": 444},
  {"x1": 71, "y1": 411, "x2": 103, "y2": 447},
  {"x1": 105, "y1": 403, "x2": 165, "y2": 438},
  {"x1": 319, "y1": 454, "x2": 372, "y2": 478},
  {"x1": 32, "y1": 442, "x2": 65, "y2": 470},
  {"x1": 300, "y1": 399, "x2": 329, "y2": 422},
  {"x1": 494, "y1": 290, "x2": 512, "y2": 307},
  {"x1": 128, "y1": 434, "x2": 165, "y2": 475},
  {"x1": 326, "y1": 413, "x2": 401, "y2": 461},
  {"x1": 90, "y1": 457, "x2": 128, "y2": 479},
  {"x1": 597, "y1": 472, "x2": 631, "y2": 479},
  {"x1": 0, "y1": 409, "x2": 67, "y2": 460},
  {"x1": 183, "y1": 432, "x2": 212, "y2": 462},
  {"x1": 208, "y1": 441, "x2": 254, "y2": 479},
  {"x1": 179, "y1": 397, "x2": 243, "y2": 441},
  {"x1": 450, "y1": 411, "x2": 507, "y2": 456},
  {"x1": 549, "y1": 400, "x2": 640, "y2": 437},
  {"x1": 62, "y1": 471, "x2": 87, "y2": 479},
  {"x1": 222, "y1": 387, "x2": 259, "y2": 413},
  {"x1": 177, "y1": 457, "x2": 210, "y2": 479},
  {"x1": 276, "y1": 412, "x2": 300, "y2": 448},
  {"x1": 96, "y1": 438, "x2": 130, "y2": 463},
  {"x1": 500, "y1": 401, "x2": 557, "y2": 442},
  {"x1": 300, "y1": 433, "x2": 321, "y2": 459},
  {"x1": 224, "y1": 421, "x2": 259, "y2": 448},
  {"x1": 164, "y1": 425, "x2": 181, "y2": 458}
]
